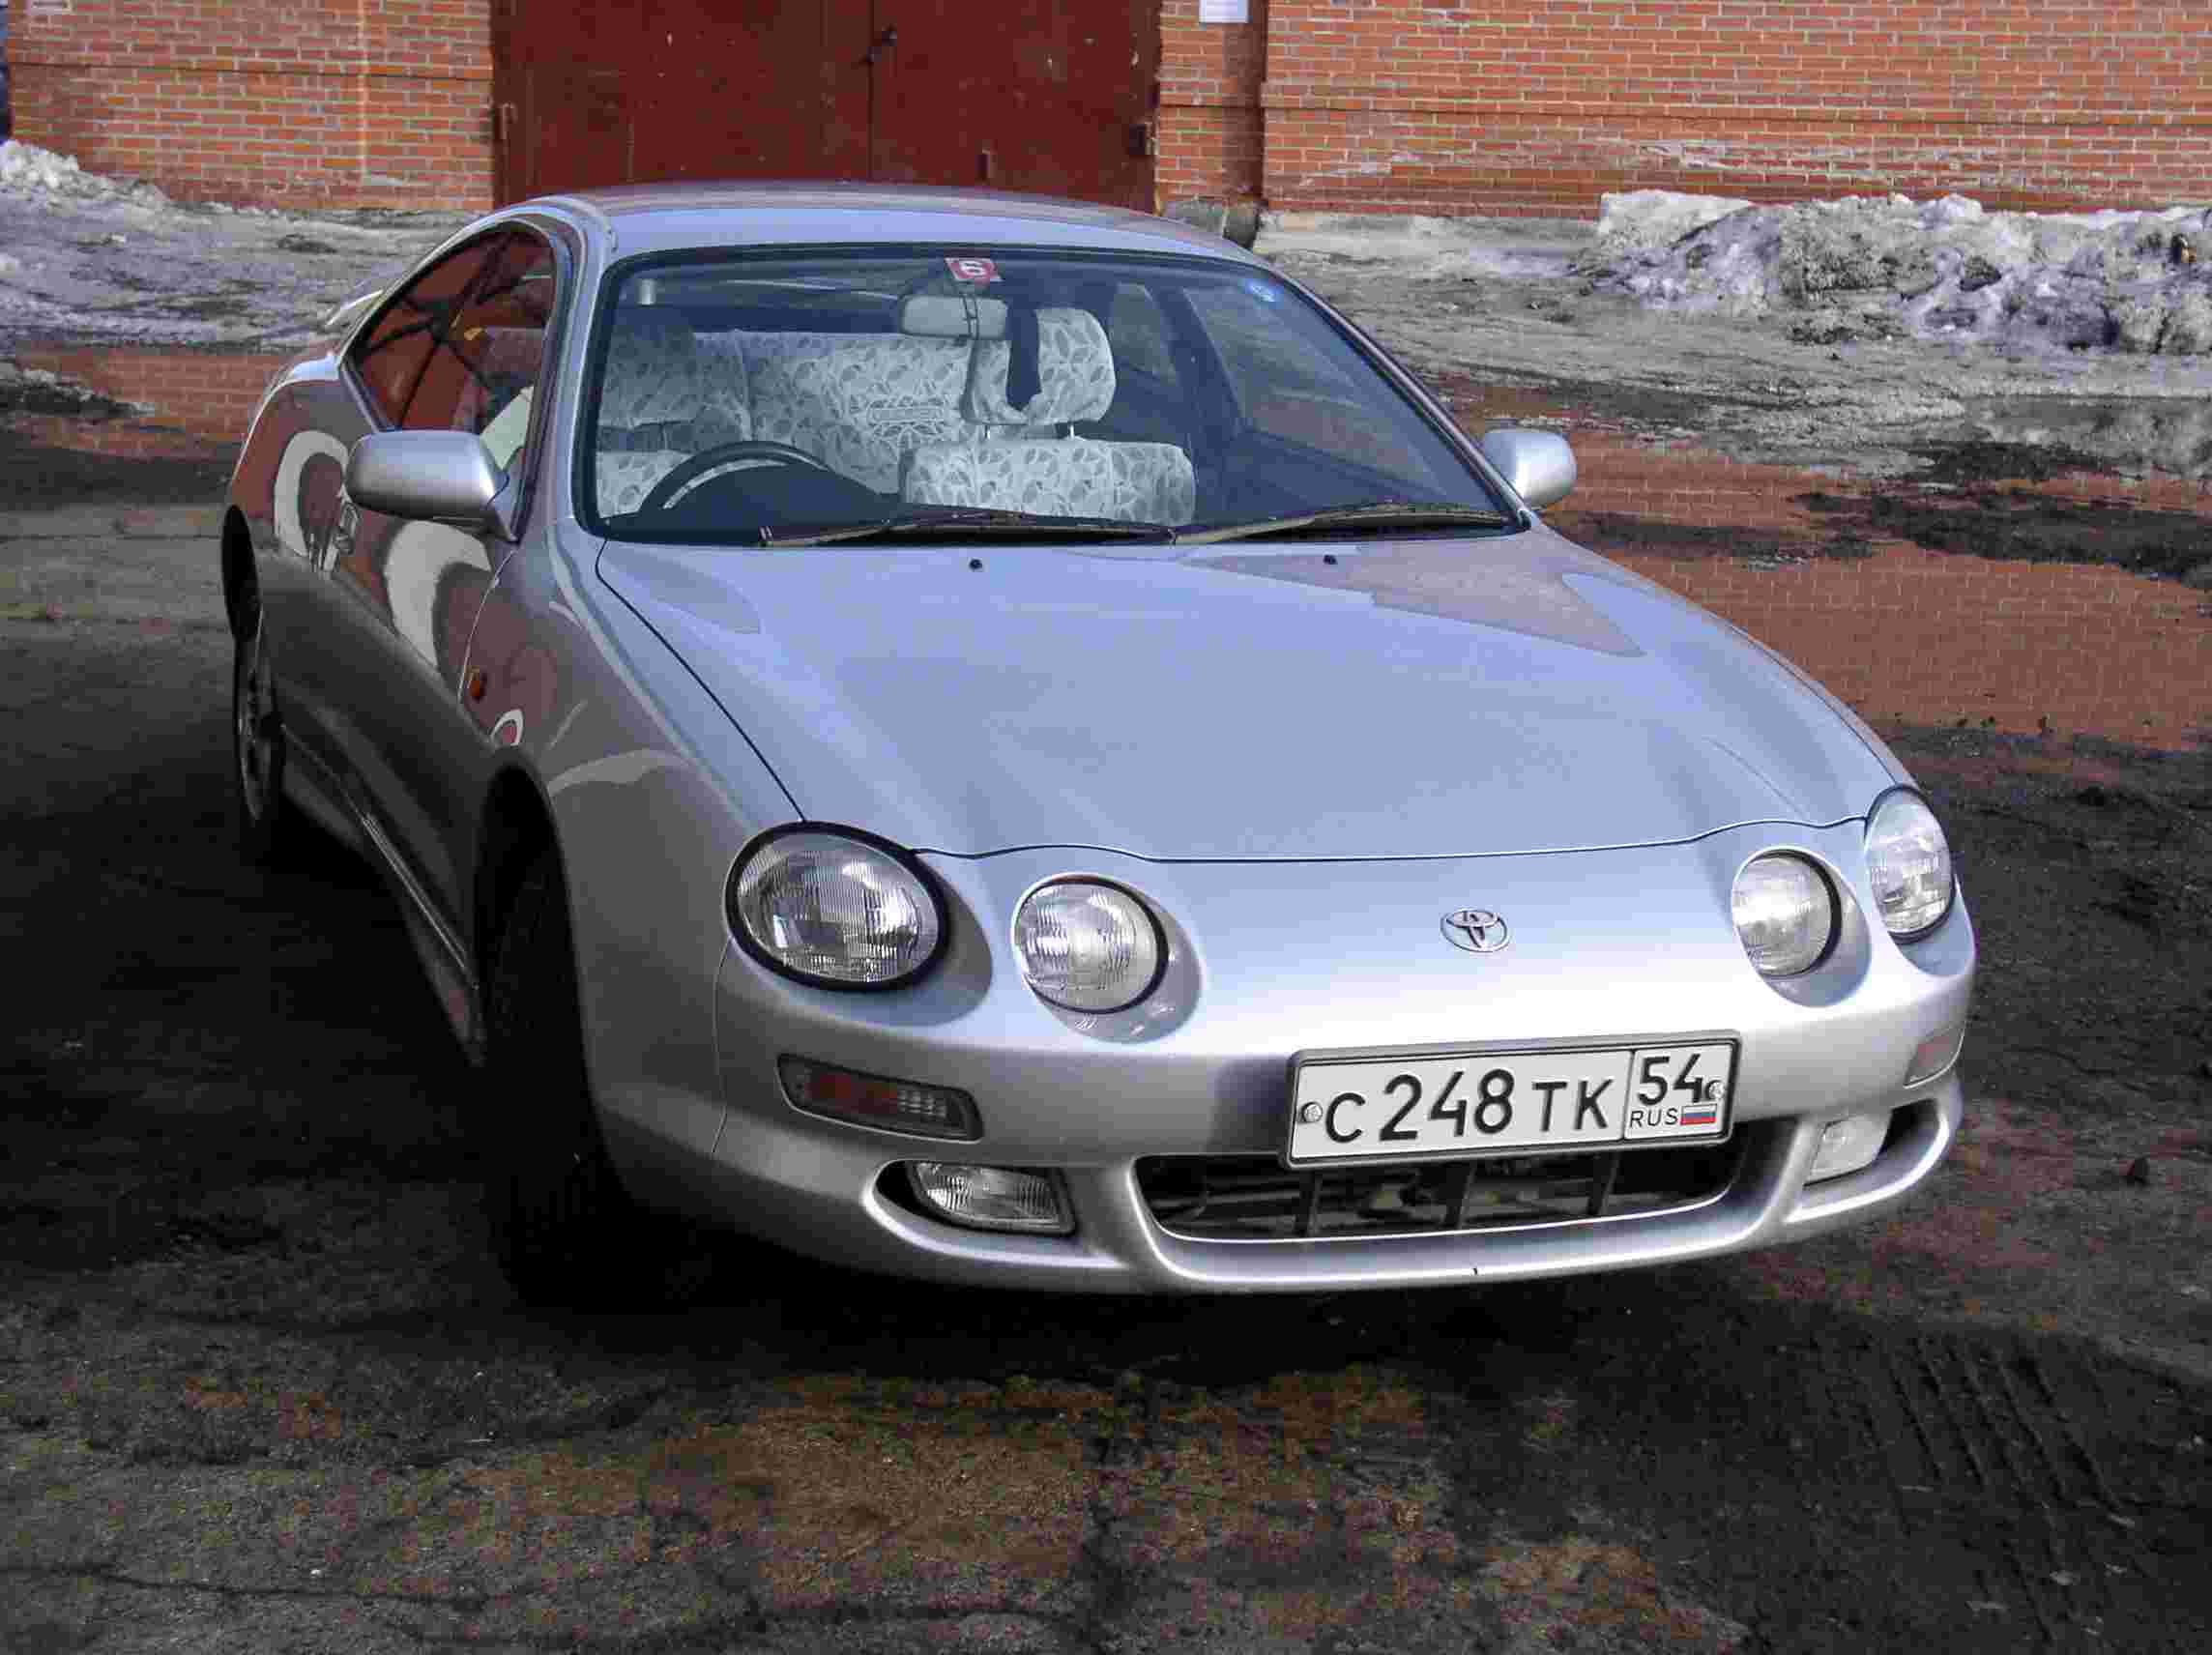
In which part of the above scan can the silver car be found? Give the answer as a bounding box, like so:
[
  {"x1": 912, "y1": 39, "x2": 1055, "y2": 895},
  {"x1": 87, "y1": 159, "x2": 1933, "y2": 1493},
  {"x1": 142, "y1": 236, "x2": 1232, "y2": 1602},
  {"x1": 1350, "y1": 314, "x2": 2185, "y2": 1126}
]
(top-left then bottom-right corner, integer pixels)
[{"x1": 222, "y1": 185, "x2": 1972, "y2": 1299}]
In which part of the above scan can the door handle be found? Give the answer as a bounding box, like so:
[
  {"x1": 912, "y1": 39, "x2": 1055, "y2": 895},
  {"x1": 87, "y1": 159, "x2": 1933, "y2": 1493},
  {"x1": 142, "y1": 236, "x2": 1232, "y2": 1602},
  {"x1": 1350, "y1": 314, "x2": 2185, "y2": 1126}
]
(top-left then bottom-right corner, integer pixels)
[{"x1": 864, "y1": 25, "x2": 898, "y2": 64}]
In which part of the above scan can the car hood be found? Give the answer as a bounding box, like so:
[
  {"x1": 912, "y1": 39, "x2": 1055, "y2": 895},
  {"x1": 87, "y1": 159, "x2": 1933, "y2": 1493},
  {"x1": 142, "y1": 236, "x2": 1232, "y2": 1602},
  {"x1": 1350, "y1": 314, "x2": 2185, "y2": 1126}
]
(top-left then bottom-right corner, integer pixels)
[{"x1": 597, "y1": 525, "x2": 1899, "y2": 860}]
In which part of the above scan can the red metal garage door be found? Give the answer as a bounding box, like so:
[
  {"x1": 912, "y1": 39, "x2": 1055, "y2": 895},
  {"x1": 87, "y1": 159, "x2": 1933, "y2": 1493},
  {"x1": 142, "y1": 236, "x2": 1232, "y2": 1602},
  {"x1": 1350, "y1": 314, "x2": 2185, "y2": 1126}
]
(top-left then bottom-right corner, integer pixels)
[{"x1": 491, "y1": 1, "x2": 1156, "y2": 210}]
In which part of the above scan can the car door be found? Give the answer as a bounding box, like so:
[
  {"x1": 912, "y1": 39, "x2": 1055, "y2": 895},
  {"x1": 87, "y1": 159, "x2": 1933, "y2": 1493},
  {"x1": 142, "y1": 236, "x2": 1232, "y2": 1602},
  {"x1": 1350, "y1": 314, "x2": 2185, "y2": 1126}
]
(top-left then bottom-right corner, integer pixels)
[{"x1": 302, "y1": 227, "x2": 562, "y2": 936}]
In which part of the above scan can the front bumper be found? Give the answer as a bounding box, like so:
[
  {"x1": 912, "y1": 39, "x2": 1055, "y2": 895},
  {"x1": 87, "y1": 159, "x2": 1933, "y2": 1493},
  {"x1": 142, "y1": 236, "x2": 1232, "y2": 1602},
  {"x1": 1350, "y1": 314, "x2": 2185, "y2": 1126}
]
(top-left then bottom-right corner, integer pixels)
[
  {"x1": 610, "y1": 1076, "x2": 1960, "y2": 1292},
  {"x1": 637, "y1": 825, "x2": 1972, "y2": 1293}
]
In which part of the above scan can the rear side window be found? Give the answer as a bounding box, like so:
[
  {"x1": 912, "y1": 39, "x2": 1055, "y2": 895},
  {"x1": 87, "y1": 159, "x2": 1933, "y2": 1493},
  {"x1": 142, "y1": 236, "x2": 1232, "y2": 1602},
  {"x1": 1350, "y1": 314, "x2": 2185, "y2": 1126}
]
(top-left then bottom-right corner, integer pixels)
[{"x1": 349, "y1": 231, "x2": 556, "y2": 466}]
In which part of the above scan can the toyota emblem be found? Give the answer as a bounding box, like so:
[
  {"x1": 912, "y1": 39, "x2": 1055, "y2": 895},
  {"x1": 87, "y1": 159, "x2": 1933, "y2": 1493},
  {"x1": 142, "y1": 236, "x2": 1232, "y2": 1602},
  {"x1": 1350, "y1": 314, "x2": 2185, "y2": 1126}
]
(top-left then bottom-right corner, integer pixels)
[{"x1": 1441, "y1": 908, "x2": 1510, "y2": 953}]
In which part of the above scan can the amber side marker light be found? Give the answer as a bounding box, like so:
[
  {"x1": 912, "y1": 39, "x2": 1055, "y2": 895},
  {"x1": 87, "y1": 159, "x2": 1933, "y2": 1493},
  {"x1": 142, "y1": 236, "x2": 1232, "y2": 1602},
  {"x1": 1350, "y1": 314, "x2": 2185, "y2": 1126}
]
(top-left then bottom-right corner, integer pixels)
[
  {"x1": 1905, "y1": 1024, "x2": 1966, "y2": 1087},
  {"x1": 777, "y1": 1057, "x2": 980, "y2": 1141}
]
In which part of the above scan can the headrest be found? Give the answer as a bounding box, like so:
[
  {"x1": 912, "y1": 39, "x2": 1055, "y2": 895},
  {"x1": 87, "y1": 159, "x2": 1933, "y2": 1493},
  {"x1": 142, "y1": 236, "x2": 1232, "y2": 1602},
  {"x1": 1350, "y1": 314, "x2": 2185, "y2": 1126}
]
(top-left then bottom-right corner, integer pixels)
[
  {"x1": 963, "y1": 306, "x2": 1116, "y2": 426},
  {"x1": 599, "y1": 310, "x2": 702, "y2": 429},
  {"x1": 898, "y1": 295, "x2": 1009, "y2": 338}
]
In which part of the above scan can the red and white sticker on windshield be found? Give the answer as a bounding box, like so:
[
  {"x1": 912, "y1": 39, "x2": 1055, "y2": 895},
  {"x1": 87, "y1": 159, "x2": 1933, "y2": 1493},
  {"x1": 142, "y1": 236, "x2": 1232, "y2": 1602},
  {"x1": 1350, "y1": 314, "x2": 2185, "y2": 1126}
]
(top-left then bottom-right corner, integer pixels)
[{"x1": 945, "y1": 256, "x2": 1001, "y2": 284}]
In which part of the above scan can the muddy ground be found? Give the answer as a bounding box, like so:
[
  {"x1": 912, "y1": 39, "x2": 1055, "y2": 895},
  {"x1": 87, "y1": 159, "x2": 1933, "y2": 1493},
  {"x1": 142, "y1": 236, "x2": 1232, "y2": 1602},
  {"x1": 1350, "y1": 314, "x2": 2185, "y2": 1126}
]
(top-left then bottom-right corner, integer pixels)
[{"x1": 4, "y1": 204, "x2": 2212, "y2": 1652}]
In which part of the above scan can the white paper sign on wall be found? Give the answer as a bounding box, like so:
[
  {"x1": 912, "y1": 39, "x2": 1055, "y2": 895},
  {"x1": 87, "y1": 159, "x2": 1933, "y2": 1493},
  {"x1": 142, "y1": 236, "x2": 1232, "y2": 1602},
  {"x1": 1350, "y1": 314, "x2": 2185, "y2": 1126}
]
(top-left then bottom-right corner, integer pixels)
[{"x1": 1198, "y1": 0, "x2": 1250, "y2": 22}]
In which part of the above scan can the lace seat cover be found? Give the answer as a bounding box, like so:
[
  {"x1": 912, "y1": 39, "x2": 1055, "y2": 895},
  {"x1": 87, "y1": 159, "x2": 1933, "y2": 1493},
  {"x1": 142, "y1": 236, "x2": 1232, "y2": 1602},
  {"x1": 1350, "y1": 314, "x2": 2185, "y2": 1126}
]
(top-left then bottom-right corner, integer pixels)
[
  {"x1": 741, "y1": 333, "x2": 975, "y2": 494},
  {"x1": 962, "y1": 308, "x2": 1120, "y2": 428},
  {"x1": 688, "y1": 333, "x2": 755, "y2": 448},
  {"x1": 903, "y1": 436, "x2": 1197, "y2": 525},
  {"x1": 594, "y1": 311, "x2": 703, "y2": 515},
  {"x1": 908, "y1": 305, "x2": 1197, "y2": 524}
]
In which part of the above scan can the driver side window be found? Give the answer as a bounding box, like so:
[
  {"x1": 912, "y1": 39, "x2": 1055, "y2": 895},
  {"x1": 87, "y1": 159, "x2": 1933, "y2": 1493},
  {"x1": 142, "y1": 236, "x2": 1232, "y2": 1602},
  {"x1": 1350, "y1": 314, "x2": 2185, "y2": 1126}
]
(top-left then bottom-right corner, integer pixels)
[{"x1": 348, "y1": 231, "x2": 558, "y2": 471}]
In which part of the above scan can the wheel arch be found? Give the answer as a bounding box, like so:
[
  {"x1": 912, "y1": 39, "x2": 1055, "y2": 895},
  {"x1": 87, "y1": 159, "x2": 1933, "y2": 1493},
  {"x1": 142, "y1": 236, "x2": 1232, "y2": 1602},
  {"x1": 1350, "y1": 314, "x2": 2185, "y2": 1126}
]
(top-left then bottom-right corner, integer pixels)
[
  {"x1": 474, "y1": 761, "x2": 563, "y2": 991},
  {"x1": 220, "y1": 507, "x2": 256, "y2": 637}
]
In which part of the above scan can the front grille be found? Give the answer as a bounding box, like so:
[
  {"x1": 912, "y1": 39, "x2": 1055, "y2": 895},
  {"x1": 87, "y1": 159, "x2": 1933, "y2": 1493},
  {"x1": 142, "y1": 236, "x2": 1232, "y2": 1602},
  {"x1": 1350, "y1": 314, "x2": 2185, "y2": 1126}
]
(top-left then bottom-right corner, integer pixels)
[{"x1": 1136, "y1": 1137, "x2": 1748, "y2": 1241}]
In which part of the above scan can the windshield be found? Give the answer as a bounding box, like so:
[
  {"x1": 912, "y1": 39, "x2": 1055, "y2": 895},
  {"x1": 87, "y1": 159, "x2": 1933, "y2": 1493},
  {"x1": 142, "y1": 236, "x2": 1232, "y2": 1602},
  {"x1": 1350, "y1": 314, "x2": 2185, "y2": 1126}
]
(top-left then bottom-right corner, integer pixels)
[{"x1": 581, "y1": 247, "x2": 1513, "y2": 543}]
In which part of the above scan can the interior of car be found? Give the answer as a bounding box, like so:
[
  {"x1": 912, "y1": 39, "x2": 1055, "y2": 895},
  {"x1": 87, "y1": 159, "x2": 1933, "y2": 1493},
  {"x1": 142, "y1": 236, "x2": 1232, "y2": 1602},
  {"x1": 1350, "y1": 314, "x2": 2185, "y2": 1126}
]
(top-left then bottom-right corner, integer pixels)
[{"x1": 583, "y1": 249, "x2": 1502, "y2": 538}]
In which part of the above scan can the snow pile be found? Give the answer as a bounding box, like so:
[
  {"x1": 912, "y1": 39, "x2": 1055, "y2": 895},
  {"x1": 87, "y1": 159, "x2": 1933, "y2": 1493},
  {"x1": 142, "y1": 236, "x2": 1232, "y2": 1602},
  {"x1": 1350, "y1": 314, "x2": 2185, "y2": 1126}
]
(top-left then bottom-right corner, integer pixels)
[
  {"x1": 1591, "y1": 190, "x2": 1752, "y2": 259},
  {"x1": 1588, "y1": 190, "x2": 2212, "y2": 356},
  {"x1": 0, "y1": 139, "x2": 170, "y2": 206}
]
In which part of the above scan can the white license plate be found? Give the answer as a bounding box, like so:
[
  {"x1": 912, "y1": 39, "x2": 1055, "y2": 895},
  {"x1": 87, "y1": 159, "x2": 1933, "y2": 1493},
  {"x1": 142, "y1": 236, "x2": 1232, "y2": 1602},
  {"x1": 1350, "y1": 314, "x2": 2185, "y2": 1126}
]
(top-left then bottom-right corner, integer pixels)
[{"x1": 1286, "y1": 1040, "x2": 1737, "y2": 1167}]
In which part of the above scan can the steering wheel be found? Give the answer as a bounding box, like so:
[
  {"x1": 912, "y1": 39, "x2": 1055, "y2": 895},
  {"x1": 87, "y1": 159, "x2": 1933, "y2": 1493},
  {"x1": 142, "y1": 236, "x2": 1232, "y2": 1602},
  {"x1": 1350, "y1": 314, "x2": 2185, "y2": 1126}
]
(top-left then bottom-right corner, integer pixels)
[{"x1": 637, "y1": 441, "x2": 835, "y2": 512}]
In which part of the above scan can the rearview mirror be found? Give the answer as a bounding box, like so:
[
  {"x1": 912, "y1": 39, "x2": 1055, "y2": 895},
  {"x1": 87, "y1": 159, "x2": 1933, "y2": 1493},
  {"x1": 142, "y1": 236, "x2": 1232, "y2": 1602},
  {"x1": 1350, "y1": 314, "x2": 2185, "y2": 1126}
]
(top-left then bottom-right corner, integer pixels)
[
  {"x1": 1477, "y1": 428, "x2": 1577, "y2": 509},
  {"x1": 346, "y1": 430, "x2": 506, "y2": 531}
]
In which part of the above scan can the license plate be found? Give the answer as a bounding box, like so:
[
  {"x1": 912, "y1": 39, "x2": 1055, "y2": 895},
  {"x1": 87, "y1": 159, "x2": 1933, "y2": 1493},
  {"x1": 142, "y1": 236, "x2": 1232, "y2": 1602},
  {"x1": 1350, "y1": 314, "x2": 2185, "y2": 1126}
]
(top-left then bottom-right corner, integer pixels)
[{"x1": 1285, "y1": 1040, "x2": 1737, "y2": 1167}]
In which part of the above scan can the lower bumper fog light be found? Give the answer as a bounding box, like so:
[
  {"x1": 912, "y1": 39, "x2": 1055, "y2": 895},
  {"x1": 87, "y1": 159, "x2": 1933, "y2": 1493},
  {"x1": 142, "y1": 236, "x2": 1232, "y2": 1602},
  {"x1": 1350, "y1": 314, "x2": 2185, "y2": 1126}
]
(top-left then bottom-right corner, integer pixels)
[
  {"x1": 907, "y1": 1162, "x2": 1073, "y2": 1234},
  {"x1": 1808, "y1": 1110, "x2": 1891, "y2": 1183}
]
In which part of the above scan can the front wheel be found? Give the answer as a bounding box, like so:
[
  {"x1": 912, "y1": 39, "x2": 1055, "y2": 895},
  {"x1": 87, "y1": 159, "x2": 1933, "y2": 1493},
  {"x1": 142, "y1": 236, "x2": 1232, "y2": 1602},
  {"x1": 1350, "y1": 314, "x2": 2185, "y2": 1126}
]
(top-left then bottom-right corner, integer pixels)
[
  {"x1": 481, "y1": 848, "x2": 712, "y2": 1307},
  {"x1": 231, "y1": 597, "x2": 292, "y2": 864}
]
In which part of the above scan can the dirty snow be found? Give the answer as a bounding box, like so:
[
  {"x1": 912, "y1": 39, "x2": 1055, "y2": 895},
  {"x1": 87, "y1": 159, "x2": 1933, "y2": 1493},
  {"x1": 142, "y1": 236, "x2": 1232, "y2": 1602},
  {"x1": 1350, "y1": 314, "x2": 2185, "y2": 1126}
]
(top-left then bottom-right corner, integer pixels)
[
  {"x1": 0, "y1": 139, "x2": 466, "y2": 351},
  {"x1": 1589, "y1": 189, "x2": 2212, "y2": 356},
  {"x1": 3, "y1": 137, "x2": 2211, "y2": 484},
  {"x1": 1260, "y1": 200, "x2": 2212, "y2": 479},
  {"x1": 0, "y1": 137, "x2": 172, "y2": 205}
]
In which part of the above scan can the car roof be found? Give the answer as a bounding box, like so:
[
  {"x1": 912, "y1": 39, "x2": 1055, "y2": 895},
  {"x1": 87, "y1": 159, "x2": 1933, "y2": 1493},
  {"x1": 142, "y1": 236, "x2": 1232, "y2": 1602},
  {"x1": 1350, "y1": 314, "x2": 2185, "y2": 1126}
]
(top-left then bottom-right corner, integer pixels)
[{"x1": 523, "y1": 182, "x2": 1267, "y2": 265}]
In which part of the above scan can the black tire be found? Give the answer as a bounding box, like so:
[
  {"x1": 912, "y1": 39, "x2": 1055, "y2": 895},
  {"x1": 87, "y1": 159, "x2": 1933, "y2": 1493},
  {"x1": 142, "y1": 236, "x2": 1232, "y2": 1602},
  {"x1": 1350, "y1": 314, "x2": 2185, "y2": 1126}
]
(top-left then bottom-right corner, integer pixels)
[
  {"x1": 231, "y1": 595, "x2": 292, "y2": 864},
  {"x1": 482, "y1": 848, "x2": 710, "y2": 1308}
]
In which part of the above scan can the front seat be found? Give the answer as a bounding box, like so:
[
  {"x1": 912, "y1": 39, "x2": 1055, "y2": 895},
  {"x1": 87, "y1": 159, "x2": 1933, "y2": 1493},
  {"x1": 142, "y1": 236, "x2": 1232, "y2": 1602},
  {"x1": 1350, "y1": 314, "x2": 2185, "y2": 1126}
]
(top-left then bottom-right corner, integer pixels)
[
  {"x1": 592, "y1": 311, "x2": 705, "y2": 517},
  {"x1": 899, "y1": 307, "x2": 1197, "y2": 526}
]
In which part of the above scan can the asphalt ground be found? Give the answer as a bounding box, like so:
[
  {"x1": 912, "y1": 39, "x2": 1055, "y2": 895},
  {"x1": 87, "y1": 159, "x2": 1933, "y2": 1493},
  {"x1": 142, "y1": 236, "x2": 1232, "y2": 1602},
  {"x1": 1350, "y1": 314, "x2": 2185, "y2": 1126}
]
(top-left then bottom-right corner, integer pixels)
[{"x1": 2, "y1": 488, "x2": 2209, "y2": 1651}]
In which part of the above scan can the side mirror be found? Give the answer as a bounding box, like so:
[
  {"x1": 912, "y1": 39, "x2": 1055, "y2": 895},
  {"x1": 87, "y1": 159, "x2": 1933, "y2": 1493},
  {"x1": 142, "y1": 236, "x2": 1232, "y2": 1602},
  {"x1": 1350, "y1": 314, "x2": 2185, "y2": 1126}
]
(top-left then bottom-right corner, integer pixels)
[
  {"x1": 1477, "y1": 428, "x2": 1577, "y2": 510},
  {"x1": 346, "y1": 430, "x2": 506, "y2": 531}
]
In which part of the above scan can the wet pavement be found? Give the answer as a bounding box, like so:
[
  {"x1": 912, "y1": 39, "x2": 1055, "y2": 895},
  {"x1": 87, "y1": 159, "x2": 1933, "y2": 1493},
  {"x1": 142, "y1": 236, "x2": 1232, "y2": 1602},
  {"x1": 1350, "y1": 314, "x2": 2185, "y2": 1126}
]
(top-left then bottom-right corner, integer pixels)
[{"x1": 1440, "y1": 383, "x2": 2212, "y2": 753}]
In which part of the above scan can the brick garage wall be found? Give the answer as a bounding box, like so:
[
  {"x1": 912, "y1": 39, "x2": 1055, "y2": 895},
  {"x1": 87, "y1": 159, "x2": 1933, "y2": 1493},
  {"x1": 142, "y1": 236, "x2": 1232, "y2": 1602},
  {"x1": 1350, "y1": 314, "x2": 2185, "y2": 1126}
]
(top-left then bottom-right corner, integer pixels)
[
  {"x1": 1250, "y1": 1, "x2": 2212, "y2": 217},
  {"x1": 8, "y1": 0, "x2": 493, "y2": 211},
  {"x1": 1157, "y1": 0, "x2": 1267, "y2": 203}
]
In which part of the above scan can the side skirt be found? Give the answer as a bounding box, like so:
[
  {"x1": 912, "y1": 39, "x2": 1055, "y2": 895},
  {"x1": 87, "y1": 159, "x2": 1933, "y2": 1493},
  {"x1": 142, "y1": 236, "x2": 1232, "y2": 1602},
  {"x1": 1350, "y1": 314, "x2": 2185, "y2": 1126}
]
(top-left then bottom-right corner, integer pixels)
[
  {"x1": 322, "y1": 769, "x2": 488, "y2": 1068},
  {"x1": 279, "y1": 742, "x2": 365, "y2": 853},
  {"x1": 356, "y1": 807, "x2": 488, "y2": 1067}
]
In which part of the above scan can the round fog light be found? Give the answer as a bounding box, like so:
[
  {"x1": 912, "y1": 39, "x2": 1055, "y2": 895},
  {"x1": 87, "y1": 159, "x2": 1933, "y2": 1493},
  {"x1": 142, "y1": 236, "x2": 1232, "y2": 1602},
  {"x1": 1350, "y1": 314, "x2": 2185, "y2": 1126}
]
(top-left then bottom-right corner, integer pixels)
[{"x1": 906, "y1": 1163, "x2": 1072, "y2": 1234}]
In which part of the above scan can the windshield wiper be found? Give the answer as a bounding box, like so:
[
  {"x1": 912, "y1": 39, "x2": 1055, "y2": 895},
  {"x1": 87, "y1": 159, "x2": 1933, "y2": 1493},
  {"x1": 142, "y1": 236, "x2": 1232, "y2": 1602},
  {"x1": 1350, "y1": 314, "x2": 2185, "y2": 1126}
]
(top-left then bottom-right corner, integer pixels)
[
  {"x1": 763, "y1": 508, "x2": 1176, "y2": 548},
  {"x1": 1177, "y1": 500, "x2": 1518, "y2": 546}
]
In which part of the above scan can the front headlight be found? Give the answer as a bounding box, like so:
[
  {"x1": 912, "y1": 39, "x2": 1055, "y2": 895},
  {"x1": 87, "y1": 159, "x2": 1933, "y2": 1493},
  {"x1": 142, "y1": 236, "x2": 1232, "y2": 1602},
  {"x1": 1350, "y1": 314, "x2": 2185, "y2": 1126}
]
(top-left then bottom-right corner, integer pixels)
[
  {"x1": 1014, "y1": 880, "x2": 1164, "y2": 1013},
  {"x1": 1865, "y1": 789, "x2": 1954, "y2": 940},
  {"x1": 728, "y1": 828, "x2": 945, "y2": 989},
  {"x1": 1732, "y1": 853, "x2": 1837, "y2": 977}
]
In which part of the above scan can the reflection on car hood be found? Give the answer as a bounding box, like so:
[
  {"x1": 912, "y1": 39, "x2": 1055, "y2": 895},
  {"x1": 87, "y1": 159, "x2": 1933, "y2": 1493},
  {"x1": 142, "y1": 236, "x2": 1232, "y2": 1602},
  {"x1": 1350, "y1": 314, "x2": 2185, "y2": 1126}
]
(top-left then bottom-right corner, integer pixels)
[{"x1": 597, "y1": 526, "x2": 1897, "y2": 860}]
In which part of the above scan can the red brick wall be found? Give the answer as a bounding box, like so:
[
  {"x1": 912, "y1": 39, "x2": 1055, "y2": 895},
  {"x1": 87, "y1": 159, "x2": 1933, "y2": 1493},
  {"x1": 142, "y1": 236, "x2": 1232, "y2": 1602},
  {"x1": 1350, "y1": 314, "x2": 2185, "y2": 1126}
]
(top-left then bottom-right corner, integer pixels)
[
  {"x1": 9, "y1": 347, "x2": 289, "y2": 459},
  {"x1": 16, "y1": 4, "x2": 2199, "y2": 219},
  {"x1": 1254, "y1": 1, "x2": 2212, "y2": 216},
  {"x1": 1157, "y1": 0, "x2": 1267, "y2": 203},
  {"x1": 8, "y1": 0, "x2": 494, "y2": 211}
]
